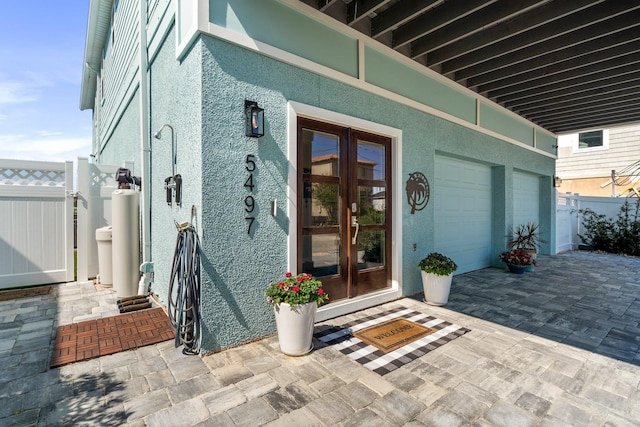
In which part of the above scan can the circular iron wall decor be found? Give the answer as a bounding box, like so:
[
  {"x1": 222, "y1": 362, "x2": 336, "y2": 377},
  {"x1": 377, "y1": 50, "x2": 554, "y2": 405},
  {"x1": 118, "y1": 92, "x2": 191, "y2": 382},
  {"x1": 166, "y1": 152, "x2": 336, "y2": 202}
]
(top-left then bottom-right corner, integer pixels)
[{"x1": 406, "y1": 172, "x2": 430, "y2": 214}]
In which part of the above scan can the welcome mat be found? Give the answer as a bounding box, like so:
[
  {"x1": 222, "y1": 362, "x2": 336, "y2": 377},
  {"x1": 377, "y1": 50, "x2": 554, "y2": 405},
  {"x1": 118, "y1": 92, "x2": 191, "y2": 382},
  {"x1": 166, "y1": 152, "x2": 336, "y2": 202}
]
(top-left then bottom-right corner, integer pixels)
[
  {"x1": 314, "y1": 307, "x2": 470, "y2": 375},
  {"x1": 354, "y1": 318, "x2": 435, "y2": 353}
]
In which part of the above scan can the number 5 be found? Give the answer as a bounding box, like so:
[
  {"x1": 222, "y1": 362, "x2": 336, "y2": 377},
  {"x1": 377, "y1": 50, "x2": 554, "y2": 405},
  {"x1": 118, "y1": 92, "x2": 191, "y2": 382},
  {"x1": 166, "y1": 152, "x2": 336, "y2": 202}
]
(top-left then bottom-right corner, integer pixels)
[{"x1": 245, "y1": 154, "x2": 256, "y2": 172}]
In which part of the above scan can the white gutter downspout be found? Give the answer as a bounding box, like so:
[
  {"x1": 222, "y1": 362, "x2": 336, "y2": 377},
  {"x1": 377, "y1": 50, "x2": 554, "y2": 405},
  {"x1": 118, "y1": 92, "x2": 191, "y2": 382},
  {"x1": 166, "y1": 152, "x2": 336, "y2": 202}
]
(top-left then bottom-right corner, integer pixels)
[{"x1": 139, "y1": 0, "x2": 153, "y2": 288}]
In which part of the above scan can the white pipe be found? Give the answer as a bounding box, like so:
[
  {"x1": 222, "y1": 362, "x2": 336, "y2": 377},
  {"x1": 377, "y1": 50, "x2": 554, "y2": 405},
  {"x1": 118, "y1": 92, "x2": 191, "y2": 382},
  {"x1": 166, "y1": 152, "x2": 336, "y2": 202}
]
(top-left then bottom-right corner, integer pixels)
[{"x1": 139, "y1": 0, "x2": 152, "y2": 266}]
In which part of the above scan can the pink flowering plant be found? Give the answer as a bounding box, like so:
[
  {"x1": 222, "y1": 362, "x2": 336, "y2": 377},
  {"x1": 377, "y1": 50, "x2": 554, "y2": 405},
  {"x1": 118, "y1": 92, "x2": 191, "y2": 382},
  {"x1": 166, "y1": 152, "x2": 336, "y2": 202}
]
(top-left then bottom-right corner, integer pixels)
[
  {"x1": 266, "y1": 272, "x2": 329, "y2": 308},
  {"x1": 499, "y1": 249, "x2": 536, "y2": 266}
]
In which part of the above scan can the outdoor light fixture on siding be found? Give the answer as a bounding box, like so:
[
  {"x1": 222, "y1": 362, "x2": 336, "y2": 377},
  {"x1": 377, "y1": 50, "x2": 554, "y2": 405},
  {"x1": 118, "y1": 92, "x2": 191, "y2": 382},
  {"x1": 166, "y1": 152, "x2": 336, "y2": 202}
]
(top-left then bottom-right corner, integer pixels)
[
  {"x1": 245, "y1": 100, "x2": 264, "y2": 138},
  {"x1": 554, "y1": 176, "x2": 563, "y2": 187}
]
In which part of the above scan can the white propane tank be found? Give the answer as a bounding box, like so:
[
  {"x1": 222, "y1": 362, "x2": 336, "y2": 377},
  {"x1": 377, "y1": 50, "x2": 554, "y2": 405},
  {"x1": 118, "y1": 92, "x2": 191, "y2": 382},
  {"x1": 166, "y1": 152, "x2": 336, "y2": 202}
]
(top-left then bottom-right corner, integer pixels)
[{"x1": 112, "y1": 189, "x2": 140, "y2": 297}]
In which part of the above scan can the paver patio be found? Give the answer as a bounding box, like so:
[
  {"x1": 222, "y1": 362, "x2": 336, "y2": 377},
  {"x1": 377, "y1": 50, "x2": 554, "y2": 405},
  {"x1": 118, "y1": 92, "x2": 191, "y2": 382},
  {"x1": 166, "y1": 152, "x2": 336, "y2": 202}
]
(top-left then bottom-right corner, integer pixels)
[{"x1": 1, "y1": 251, "x2": 639, "y2": 426}]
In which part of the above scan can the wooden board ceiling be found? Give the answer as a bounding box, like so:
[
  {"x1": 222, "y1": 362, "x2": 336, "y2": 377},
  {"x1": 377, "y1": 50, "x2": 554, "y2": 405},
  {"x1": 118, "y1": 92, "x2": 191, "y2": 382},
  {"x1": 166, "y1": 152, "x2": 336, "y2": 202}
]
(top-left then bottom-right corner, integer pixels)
[{"x1": 299, "y1": 0, "x2": 640, "y2": 134}]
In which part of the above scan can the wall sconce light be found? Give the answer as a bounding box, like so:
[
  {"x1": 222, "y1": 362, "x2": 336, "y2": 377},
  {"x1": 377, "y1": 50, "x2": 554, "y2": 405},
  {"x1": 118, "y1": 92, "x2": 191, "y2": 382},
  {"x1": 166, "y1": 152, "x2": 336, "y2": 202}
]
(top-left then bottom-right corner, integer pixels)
[
  {"x1": 554, "y1": 176, "x2": 563, "y2": 187},
  {"x1": 245, "y1": 100, "x2": 264, "y2": 138}
]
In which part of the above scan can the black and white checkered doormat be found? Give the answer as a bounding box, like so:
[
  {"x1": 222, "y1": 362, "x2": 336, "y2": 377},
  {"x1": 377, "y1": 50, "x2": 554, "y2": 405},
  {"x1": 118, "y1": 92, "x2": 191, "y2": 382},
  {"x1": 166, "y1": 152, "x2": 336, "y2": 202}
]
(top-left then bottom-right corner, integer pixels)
[{"x1": 314, "y1": 306, "x2": 470, "y2": 375}]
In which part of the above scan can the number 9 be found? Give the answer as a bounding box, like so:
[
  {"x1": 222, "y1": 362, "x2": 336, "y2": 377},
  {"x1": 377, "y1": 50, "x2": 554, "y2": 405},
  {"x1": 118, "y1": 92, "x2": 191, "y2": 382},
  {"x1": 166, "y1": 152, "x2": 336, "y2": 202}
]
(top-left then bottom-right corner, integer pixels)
[{"x1": 244, "y1": 195, "x2": 255, "y2": 213}]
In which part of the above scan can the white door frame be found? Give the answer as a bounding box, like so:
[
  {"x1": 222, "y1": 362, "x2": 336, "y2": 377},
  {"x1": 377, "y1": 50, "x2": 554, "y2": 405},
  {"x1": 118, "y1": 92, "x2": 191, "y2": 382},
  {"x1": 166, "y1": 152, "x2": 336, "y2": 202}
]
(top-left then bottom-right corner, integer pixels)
[{"x1": 287, "y1": 101, "x2": 403, "y2": 322}]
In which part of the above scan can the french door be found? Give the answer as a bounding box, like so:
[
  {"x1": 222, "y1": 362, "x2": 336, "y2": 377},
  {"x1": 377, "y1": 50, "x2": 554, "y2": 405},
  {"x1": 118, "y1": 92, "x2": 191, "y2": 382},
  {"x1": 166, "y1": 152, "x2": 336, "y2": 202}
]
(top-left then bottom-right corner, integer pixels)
[{"x1": 297, "y1": 118, "x2": 392, "y2": 302}]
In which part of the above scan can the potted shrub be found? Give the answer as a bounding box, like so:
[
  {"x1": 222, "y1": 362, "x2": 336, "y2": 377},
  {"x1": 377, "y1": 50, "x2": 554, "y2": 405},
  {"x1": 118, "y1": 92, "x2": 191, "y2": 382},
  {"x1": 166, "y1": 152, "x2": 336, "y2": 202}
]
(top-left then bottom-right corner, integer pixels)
[
  {"x1": 499, "y1": 249, "x2": 535, "y2": 274},
  {"x1": 509, "y1": 222, "x2": 545, "y2": 253},
  {"x1": 266, "y1": 272, "x2": 329, "y2": 356},
  {"x1": 418, "y1": 252, "x2": 457, "y2": 306},
  {"x1": 508, "y1": 222, "x2": 546, "y2": 270}
]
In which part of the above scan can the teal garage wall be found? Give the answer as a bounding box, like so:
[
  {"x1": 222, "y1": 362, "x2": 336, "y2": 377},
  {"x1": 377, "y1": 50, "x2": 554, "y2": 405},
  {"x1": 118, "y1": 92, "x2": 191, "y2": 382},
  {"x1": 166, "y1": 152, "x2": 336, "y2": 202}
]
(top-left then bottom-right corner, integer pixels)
[{"x1": 194, "y1": 34, "x2": 555, "y2": 352}]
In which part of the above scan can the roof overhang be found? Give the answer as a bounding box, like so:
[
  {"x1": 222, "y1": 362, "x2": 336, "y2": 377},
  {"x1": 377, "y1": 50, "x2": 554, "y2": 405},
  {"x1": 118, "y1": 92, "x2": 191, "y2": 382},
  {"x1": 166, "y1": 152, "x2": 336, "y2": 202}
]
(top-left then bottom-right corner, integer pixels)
[
  {"x1": 80, "y1": 0, "x2": 114, "y2": 111},
  {"x1": 300, "y1": 0, "x2": 640, "y2": 134}
]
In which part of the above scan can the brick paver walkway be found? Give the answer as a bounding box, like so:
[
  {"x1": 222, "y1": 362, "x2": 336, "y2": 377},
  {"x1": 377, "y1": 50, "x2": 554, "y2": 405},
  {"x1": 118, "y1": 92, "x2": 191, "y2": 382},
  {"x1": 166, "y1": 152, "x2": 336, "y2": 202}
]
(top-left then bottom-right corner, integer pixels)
[{"x1": 1, "y1": 251, "x2": 639, "y2": 426}]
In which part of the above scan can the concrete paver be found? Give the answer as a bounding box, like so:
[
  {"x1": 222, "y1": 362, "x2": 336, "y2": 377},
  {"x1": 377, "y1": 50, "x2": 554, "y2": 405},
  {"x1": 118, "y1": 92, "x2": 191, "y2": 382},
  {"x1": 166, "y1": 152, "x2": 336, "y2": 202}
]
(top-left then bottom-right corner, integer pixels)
[{"x1": 0, "y1": 251, "x2": 639, "y2": 426}]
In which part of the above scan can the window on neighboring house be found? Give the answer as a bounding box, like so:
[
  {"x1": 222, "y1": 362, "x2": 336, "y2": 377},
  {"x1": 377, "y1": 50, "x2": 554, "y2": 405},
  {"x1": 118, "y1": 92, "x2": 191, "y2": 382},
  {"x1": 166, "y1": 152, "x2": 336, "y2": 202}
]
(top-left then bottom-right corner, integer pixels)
[
  {"x1": 578, "y1": 130, "x2": 603, "y2": 149},
  {"x1": 573, "y1": 129, "x2": 609, "y2": 153}
]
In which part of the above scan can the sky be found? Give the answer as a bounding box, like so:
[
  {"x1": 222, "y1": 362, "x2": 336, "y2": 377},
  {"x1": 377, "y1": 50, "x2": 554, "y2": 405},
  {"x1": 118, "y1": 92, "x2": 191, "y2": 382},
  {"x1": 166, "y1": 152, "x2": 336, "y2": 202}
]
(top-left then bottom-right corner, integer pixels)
[{"x1": 0, "y1": 2, "x2": 93, "y2": 163}]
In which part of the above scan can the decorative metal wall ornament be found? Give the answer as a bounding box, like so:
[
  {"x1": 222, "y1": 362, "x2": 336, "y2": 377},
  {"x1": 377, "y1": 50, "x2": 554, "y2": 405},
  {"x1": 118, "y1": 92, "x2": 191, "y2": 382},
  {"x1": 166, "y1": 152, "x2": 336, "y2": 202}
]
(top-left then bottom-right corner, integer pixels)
[{"x1": 406, "y1": 172, "x2": 430, "y2": 214}]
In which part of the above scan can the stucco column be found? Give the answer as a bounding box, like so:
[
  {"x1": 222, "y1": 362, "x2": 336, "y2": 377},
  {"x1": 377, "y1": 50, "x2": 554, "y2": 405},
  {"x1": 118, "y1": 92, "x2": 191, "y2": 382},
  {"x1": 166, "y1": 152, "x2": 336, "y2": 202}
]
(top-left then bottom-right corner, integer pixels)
[{"x1": 491, "y1": 166, "x2": 509, "y2": 267}]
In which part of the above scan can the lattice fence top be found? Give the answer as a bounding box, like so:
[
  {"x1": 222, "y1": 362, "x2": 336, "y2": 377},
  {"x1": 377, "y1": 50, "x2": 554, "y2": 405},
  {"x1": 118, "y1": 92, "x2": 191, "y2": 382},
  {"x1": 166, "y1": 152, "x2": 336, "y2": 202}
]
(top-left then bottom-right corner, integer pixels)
[
  {"x1": 91, "y1": 168, "x2": 116, "y2": 187},
  {"x1": 0, "y1": 167, "x2": 66, "y2": 187}
]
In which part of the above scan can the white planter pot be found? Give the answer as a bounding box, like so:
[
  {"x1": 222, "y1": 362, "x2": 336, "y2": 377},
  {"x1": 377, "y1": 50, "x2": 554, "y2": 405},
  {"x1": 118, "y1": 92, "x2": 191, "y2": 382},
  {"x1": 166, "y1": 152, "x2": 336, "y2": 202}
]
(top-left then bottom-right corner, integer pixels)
[
  {"x1": 421, "y1": 271, "x2": 453, "y2": 306},
  {"x1": 273, "y1": 302, "x2": 317, "y2": 356}
]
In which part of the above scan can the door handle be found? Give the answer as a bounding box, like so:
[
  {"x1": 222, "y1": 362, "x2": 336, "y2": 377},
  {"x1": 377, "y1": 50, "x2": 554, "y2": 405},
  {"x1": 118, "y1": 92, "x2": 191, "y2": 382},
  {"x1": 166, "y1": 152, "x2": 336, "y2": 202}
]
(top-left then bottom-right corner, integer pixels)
[{"x1": 351, "y1": 215, "x2": 359, "y2": 244}]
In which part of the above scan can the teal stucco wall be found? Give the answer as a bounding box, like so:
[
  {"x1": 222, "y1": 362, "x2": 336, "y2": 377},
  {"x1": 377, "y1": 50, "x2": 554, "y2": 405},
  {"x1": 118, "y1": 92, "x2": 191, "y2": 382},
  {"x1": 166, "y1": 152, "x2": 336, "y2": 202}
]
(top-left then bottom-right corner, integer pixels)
[
  {"x1": 148, "y1": 26, "x2": 204, "y2": 310},
  {"x1": 92, "y1": 0, "x2": 558, "y2": 354},
  {"x1": 192, "y1": 35, "x2": 555, "y2": 352}
]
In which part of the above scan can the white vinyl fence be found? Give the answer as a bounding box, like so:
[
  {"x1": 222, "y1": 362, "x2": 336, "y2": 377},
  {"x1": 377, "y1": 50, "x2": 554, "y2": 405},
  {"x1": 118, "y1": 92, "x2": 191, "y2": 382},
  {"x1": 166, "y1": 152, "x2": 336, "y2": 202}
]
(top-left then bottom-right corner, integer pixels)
[
  {"x1": 0, "y1": 159, "x2": 74, "y2": 289},
  {"x1": 556, "y1": 192, "x2": 632, "y2": 253},
  {"x1": 0, "y1": 157, "x2": 132, "y2": 289}
]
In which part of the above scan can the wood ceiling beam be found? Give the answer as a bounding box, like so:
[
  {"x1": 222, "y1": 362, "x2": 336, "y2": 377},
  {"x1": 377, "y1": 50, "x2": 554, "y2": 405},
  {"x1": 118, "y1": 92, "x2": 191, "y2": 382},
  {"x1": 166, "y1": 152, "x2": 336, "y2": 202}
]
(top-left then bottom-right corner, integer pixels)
[
  {"x1": 477, "y1": 43, "x2": 640, "y2": 94},
  {"x1": 487, "y1": 55, "x2": 640, "y2": 100},
  {"x1": 527, "y1": 99, "x2": 640, "y2": 125},
  {"x1": 371, "y1": 0, "x2": 441, "y2": 38},
  {"x1": 540, "y1": 109, "x2": 640, "y2": 134},
  {"x1": 497, "y1": 69, "x2": 640, "y2": 111},
  {"x1": 442, "y1": 6, "x2": 640, "y2": 75},
  {"x1": 503, "y1": 80, "x2": 640, "y2": 111},
  {"x1": 521, "y1": 93, "x2": 639, "y2": 120},
  {"x1": 466, "y1": 27, "x2": 640, "y2": 88},
  {"x1": 415, "y1": 0, "x2": 590, "y2": 62},
  {"x1": 392, "y1": 0, "x2": 493, "y2": 49},
  {"x1": 347, "y1": 0, "x2": 393, "y2": 26},
  {"x1": 411, "y1": 0, "x2": 545, "y2": 60}
]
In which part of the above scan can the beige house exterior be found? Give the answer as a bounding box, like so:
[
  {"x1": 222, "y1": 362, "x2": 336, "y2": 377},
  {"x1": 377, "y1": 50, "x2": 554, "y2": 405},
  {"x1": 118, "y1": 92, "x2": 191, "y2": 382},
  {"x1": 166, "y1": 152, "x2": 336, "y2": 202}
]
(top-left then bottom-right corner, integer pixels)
[{"x1": 556, "y1": 123, "x2": 640, "y2": 197}]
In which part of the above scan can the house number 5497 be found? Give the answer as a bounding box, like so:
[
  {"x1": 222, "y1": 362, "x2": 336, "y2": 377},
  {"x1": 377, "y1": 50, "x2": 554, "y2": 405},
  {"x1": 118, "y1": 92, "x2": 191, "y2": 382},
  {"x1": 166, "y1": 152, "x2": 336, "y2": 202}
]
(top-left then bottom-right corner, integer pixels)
[{"x1": 245, "y1": 154, "x2": 256, "y2": 235}]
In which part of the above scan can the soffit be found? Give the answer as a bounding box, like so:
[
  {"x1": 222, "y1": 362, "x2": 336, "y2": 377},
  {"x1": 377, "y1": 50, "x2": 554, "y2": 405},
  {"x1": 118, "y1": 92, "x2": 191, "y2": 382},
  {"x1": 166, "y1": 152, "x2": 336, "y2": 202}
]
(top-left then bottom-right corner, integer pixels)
[{"x1": 300, "y1": 0, "x2": 640, "y2": 134}]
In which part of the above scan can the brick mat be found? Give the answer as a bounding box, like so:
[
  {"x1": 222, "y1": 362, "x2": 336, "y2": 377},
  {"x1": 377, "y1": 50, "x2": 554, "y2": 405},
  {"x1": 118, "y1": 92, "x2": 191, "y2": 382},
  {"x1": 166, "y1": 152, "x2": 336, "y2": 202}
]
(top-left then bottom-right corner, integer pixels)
[
  {"x1": 0, "y1": 285, "x2": 52, "y2": 301},
  {"x1": 51, "y1": 307, "x2": 175, "y2": 368},
  {"x1": 315, "y1": 307, "x2": 470, "y2": 375}
]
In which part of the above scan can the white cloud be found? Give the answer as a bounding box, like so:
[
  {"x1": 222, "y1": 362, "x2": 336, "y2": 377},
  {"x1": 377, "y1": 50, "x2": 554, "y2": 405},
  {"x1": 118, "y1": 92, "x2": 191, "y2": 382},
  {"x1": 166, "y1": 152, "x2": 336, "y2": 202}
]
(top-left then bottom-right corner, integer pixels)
[
  {"x1": 36, "y1": 130, "x2": 64, "y2": 137},
  {"x1": 0, "y1": 133, "x2": 91, "y2": 163},
  {"x1": 0, "y1": 79, "x2": 38, "y2": 105}
]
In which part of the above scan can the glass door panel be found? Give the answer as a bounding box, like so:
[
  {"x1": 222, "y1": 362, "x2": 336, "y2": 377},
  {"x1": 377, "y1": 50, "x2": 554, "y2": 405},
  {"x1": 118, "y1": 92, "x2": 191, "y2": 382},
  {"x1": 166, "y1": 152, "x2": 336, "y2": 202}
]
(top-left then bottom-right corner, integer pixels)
[{"x1": 298, "y1": 119, "x2": 391, "y2": 302}]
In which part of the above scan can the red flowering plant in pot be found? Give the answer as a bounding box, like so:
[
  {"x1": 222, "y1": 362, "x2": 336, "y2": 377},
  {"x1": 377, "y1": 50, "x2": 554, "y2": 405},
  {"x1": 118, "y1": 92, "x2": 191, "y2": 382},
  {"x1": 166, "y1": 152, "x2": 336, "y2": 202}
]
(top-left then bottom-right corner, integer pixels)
[
  {"x1": 499, "y1": 249, "x2": 536, "y2": 274},
  {"x1": 266, "y1": 272, "x2": 329, "y2": 356},
  {"x1": 265, "y1": 272, "x2": 329, "y2": 309}
]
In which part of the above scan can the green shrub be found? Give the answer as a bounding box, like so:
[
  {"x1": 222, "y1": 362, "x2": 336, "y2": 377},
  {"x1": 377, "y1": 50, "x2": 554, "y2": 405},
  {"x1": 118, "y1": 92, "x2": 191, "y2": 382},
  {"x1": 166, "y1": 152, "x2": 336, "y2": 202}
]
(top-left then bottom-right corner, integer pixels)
[
  {"x1": 578, "y1": 199, "x2": 640, "y2": 256},
  {"x1": 419, "y1": 252, "x2": 457, "y2": 276}
]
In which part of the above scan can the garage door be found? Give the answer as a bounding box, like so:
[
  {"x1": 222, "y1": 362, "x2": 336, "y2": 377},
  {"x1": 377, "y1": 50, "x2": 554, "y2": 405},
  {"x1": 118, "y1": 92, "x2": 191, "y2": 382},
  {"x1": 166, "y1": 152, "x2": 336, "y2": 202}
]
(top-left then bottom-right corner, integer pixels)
[
  {"x1": 434, "y1": 156, "x2": 492, "y2": 274},
  {"x1": 513, "y1": 172, "x2": 540, "y2": 228}
]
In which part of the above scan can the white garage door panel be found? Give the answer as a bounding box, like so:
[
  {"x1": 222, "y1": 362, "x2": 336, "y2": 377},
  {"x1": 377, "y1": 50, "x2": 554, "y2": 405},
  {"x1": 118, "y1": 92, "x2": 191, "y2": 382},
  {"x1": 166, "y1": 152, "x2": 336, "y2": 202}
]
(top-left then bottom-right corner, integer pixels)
[
  {"x1": 435, "y1": 157, "x2": 492, "y2": 274},
  {"x1": 513, "y1": 172, "x2": 540, "y2": 227}
]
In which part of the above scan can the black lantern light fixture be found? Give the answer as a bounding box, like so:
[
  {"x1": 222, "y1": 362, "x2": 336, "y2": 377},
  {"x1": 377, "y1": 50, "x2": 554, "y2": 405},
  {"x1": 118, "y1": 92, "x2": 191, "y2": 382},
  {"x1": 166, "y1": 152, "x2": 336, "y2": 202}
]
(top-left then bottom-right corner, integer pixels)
[
  {"x1": 245, "y1": 100, "x2": 264, "y2": 138},
  {"x1": 554, "y1": 176, "x2": 563, "y2": 188}
]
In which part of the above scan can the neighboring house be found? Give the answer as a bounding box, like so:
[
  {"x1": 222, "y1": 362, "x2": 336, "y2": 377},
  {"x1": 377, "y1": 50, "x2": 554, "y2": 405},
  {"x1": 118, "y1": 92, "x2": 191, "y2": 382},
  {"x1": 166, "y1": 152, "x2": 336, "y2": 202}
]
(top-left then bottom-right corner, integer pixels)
[
  {"x1": 80, "y1": 0, "x2": 557, "y2": 352},
  {"x1": 556, "y1": 124, "x2": 640, "y2": 197}
]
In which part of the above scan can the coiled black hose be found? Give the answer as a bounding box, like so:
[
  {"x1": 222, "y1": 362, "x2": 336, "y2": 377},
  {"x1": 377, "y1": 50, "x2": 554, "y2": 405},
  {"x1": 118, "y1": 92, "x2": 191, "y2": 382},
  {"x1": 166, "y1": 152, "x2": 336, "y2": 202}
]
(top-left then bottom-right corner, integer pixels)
[{"x1": 168, "y1": 224, "x2": 201, "y2": 355}]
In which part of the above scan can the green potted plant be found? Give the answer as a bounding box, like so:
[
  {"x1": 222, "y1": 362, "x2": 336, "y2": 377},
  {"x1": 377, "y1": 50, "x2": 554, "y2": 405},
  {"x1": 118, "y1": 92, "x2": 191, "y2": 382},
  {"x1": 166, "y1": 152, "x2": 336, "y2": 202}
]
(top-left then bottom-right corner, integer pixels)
[
  {"x1": 499, "y1": 249, "x2": 535, "y2": 274},
  {"x1": 266, "y1": 272, "x2": 329, "y2": 356},
  {"x1": 508, "y1": 222, "x2": 545, "y2": 270},
  {"x1": 418, "y1": 252, "x2": 457, "y2": 306},
  {"x1": 509, "y1": 222, "x2": 545, "y2": 252}
]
